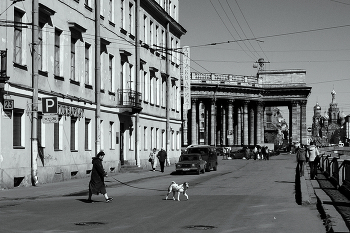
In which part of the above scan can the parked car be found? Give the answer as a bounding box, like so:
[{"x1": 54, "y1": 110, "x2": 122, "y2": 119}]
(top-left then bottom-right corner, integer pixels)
[
  {"x1": 230, "y1": 148, "x2": 247, "y2": 159},
  {"x1": 186, "y1": 145, "x2": 218, "y2": 171},
  {"x1": 175, "y1": 154, "x2": 207, "y2": 174}
]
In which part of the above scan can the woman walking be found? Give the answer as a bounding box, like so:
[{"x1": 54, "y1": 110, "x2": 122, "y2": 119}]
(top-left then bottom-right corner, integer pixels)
[
  {"x1": 87, "y1": 151, "x2": 113, "y2": 203},
  {"x1": 149, "y1": 148, "x2": 157, "y2": 171}
]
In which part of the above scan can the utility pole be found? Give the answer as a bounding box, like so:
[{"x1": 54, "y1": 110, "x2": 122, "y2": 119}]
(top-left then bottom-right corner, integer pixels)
[
  {"x1": 31, "y1": 0, "x2": 39, "y2": 186},
  {"x1": 166, "y1": 2, "x2": 170, "y2": 154},
  {"x1": 135, "y1": 0, "x2": 140, "y2": 166},
  {"x1": 95, "y1": 0, "x2": 101, "y2": 154}
]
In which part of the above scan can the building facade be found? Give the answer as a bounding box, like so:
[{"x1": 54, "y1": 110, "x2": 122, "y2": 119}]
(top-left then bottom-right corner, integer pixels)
[
  {"x1": 182, "y1": 70, "x2": 312, "y2": 148},
  {"x1": 0, "y1": 0, "x2": 186, "y2": 188}
]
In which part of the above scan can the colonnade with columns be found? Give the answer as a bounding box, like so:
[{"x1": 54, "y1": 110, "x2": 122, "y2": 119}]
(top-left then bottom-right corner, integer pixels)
[{"x1": 182, "y1": 98, "x2": 307, "y2": 146}]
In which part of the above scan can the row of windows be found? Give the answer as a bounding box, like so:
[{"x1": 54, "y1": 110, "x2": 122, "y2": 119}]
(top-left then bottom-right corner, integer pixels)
[
  {"x1": 83, "y1": 0, "x2": 178, "y2": 23},
  {"x1": 140, "y1": 69, "x2": 180, "y2": 111},
  {"x1": 13, "y1": 6, "x2": 181, "y2": 110},
  {"x1": 13, "y1": 110, "x2": 115, "y2": 152},
  {"x1": 143, "y1": 126, "x2": 180, "y2": 151},
  {"x1": 13, "y1": 110, "x2": 181, "y2": 152},
  {"x1": 85, "y1": 0, "x2": 180, "y2": 61}
]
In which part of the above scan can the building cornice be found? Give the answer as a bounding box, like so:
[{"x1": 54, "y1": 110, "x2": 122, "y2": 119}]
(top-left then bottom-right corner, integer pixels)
[{"x1": 141, "y1": 0, "x2": 187, "y2": 37}]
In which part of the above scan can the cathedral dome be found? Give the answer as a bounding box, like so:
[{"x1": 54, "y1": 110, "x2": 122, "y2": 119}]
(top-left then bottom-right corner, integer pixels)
[
  {"x1": 314, "y1": 102, "x2": 321, "y2": 116},
  {"x1": 314, "y1": 102, "x2": 321, "y2": 110}
]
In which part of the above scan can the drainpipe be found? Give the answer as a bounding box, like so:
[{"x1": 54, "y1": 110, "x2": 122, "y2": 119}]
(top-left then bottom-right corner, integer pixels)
[
  {"x1": 135, "y1": 0, "x2": 140, "y2": 166},
  {"x1": 95, "y1": 0, "x2": 101, "y2": 154},
  {"x1": 31, "y1": 0, "x2": 39, "y2": 186}
]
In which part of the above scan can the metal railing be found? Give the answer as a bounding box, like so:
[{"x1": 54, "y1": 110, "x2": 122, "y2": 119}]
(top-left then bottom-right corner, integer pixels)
[
  {"x1": 1, "y1": 50, "x2": 7, "y2": 77},
  {"x1": 117, "y1": 89, "x2": 142, "y2": 108},
  {"x1": 190, "y1": 72, "x2": 258, "y2": 86},
  {"x1": 318, "y1": 151, "x2": 350, "y2": 189}
]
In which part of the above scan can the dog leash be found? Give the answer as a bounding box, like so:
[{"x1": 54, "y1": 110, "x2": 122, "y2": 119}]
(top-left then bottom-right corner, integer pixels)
[{"x1": 109, "y1": 176, "x2": 164, "y2": 192}]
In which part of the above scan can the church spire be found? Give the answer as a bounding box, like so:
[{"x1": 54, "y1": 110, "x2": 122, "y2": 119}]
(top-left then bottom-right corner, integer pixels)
[{"x1": 331, "y1": 89, "x2": 336, "y2": 104}]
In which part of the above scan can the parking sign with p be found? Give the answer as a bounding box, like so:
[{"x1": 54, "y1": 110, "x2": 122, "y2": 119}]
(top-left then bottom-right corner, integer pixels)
[{"x1": 42, "y1": 97, "x2": 58, "y2": 114}]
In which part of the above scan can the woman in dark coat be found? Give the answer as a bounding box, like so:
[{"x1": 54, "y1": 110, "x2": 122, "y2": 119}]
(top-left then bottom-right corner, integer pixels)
[{"x1": 87, "y1": 151, "x2": 113, "y2": 203}]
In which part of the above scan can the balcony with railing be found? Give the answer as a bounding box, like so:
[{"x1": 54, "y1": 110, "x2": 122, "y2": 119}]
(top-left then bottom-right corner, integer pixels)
[
  {"x1": 117, "y1": 89, "x2": 142, "y2": 114},
  {"x1": 0, "y1": 50, "x2": 8, "y2": 83}
]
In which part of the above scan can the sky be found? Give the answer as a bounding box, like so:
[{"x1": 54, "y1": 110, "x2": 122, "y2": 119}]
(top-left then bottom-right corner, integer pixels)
[{"x1": 179, "y1": 0, "x2": 350, "y2": 126}]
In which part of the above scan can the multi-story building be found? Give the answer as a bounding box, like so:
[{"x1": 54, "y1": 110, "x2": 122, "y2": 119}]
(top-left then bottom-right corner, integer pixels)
[{"x1": 0, "y1": 0, "x2": 186, "y2": 188}]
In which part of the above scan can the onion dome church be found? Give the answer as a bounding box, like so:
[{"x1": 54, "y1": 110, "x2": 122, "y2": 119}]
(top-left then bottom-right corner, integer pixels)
[{"x1": 311, "y1": 90, "x2": 346, "y2": 146}]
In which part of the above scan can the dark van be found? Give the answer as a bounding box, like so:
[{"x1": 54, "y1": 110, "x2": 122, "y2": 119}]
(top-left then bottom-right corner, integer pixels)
[{"x1": 186, "y1": 145, "x2": 218, "y2": 172}]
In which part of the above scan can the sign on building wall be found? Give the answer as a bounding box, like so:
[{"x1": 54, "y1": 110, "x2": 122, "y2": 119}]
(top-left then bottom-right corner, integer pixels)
[
  {"x1": 182, "y1": 46, "x2": 191, "y2": 110},
  {"x1": 42, "y1": 97, "x2": 58, "y2": 114},
  {"x1": 3, "y1": 99, "x2": 14, "y2": 110},
  {"x1": 43, "y1": 114, "x2": 59, "y2": 124}
]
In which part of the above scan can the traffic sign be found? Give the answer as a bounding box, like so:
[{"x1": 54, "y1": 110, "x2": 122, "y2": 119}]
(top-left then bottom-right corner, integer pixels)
[
  {"x1": 43, "y1": 114, "x2": 59, "y2": 124},
  {"x1": 42, "y1": 97, "x2": 58, "y2": 114}
]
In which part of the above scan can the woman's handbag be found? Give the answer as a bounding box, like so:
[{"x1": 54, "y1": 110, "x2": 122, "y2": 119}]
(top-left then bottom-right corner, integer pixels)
[{"x1": 148, "y1": 158, "x2": 152, "y2": 162}]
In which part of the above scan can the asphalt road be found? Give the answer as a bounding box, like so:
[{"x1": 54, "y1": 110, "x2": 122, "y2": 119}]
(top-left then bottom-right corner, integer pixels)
[{"x1": 0, "y1": 154, "x2": 326, "y2": 233}]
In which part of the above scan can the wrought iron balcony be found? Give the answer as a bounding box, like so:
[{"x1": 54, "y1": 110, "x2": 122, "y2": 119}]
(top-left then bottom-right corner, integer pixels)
[
  {"x1": 117, "y1": 89, "x2": 142, "y2": 114},
  {"x1": 0, "y1": 50, "x2": 9, "y2": 83}
]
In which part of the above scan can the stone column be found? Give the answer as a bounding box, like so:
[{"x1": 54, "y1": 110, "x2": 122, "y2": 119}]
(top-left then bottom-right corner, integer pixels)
[
  {"x1": 182, "y1": 109, "x2": 189, "y2": 146},
  {"x1": 243, "y1": 101, "x2": 249, "y2": 145},
  {"x1": 256, "y1": 101, "x2": 264, "y2": 144},
  {"x1": 291, "y1": 101, "x2": 300, "y2": 143},
  {"x1": 249, "y1": 106, "x2": 255, "y2": 145},
  {"x1": 300, "y1": 100, "x2": 307, "y2": 145},
  {"x1": 237, "y1": 106, "x2": 242, "y2": 145},
  {"x1": 227, "y1": 100, "x2": 234, "y2": 145},
  {"x1": 210, "y1": 99, "x2": 216, "y2": 146},
  {"x1": 222, "y1": 104, "x2": 227, "y2": 145},
  {"x1": 199, "y1": 100, "x2": 204, "y2": 144},
  {"x1": 204, "y1": 100, "x2": 209, "y2": 145},
  {"x1": 217, "y1": 104, "x2": 221, "y2": 146},
  {"x1": 191, "y1": 98, "x2": 197, "y2": 145}
]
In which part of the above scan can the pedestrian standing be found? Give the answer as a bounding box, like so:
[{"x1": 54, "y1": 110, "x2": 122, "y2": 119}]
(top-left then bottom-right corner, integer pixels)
[
  {"x1": 261, "y1": 146, "x2": 267, "y2": 160},
  {"x1": 296, "y1": 144, "x2": 307, "y2": 177},
  {"x1": 87, "y1": 151, "x2": 113, "y2": 203},
  {"x1": 265, "y1": 146, "x2": 270, "y2": 160},
  {"x1": 308, "y1": 141, "x2": 320, "y2": 179},
  {"x1": 257, "y1": 146, "x2": 262, "y2": 160},
  {"x1": 244, "y1": 146, "x2": 250, "y2": 160},
  {"x1": 157, "y1": 148, "x2": 167, "y2": 173},
  {"x1": 149, "y1": 148, "x2": 157, "y2": 171},
  {"x1": 253, "y1": 146, "x2": 258, "y2": 160}
]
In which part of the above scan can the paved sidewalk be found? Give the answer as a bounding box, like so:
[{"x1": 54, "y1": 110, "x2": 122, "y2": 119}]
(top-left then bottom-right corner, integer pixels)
[{"x1": 0, "y1": 168, "x2": 167, "y2": 201}]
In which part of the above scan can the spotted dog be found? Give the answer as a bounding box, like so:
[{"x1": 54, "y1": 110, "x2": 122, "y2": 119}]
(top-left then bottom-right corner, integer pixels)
[{"x1": 165, "y1": 181, "x2": 189, "y2": 201}]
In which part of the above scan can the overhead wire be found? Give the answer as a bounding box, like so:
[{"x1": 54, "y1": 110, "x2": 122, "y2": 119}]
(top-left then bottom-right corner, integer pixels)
[
  {"x1": 187, "y1": 23, "x2": 350, "y2": 49},
  {"x1": 224, "y1": 0, "x2": 261, "y2": 59},
  {"x1": 329, "y1": 0, "x2": 350, "y2": 6},
  {"x1": 234, "y1": 0, "x2": 269, "y2": 61},
  {"x1": 209, "y1": 0, "x2": 255, "y2": 61}
]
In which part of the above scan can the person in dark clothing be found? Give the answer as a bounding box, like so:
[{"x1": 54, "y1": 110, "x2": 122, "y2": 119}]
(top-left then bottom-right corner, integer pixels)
[
  {"x1": 265, "y1": 146, "x2": 270, "y2": 160},
  {"x1": 296, "y1": 144, "x2": 307, "y2": 177},
  {"x1": 261, "y1": 146, "x2": 267, "y2": 160},
  {"x1": 157, "y1": 148, "x2": 167, "y2": 173},
  {"x1": 87, "y1": 151, "x2": 113, "y2": 203}
]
